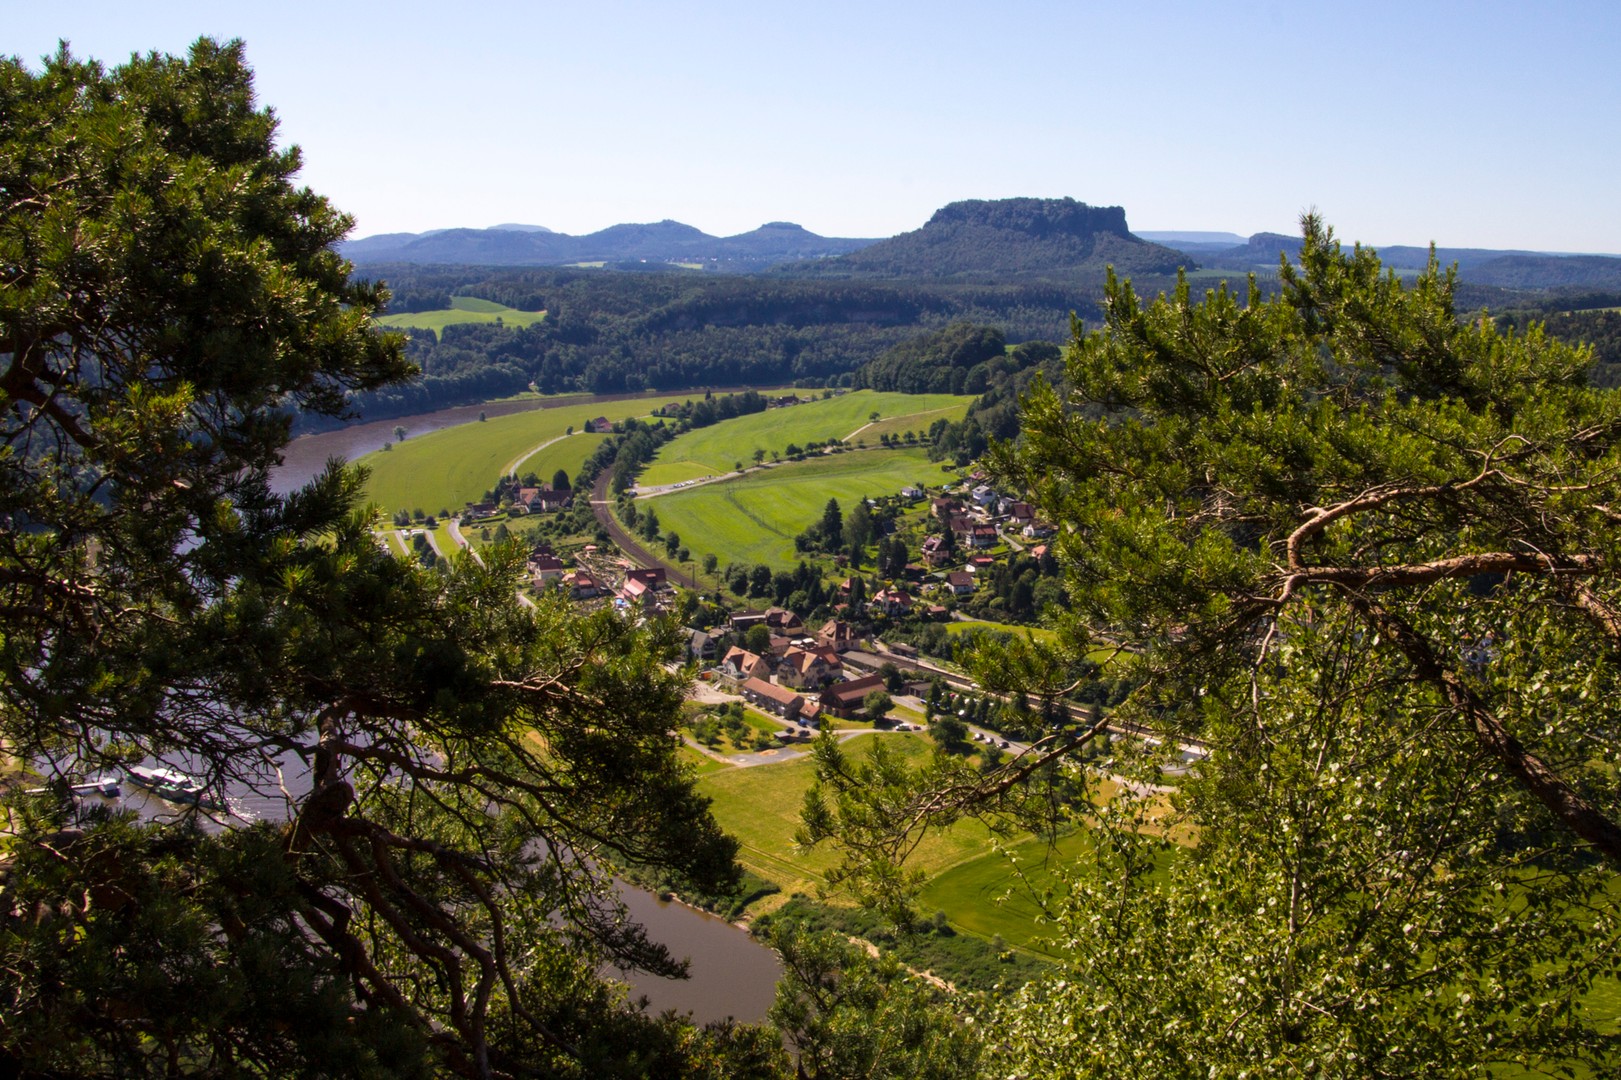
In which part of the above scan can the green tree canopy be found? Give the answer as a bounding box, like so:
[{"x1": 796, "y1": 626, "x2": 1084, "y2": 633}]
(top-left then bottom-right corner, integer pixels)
[
  {"x1": 0, "y1": 41, "x2": 757, "y2": 1078},
  {"x1": 804, "y1": 217, "x2": 1621, "y2": 1075},
  {"x1": 977, "y1": 218, "x2": 1621, "y2": 1074}
]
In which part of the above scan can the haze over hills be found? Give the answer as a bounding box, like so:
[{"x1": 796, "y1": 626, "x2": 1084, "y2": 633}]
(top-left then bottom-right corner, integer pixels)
[
  {"x1": 342, "y1": 198, "x2": 1621, "y2": 292},
  {"x1": 341, "y1": 220, "x2": 876, "y2": 268},
  {"x1": 1154, "y1": 232, "x2": 1621, "y2": 291}
]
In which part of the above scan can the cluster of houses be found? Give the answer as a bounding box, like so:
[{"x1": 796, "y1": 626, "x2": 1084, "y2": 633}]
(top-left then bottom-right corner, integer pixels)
[
  {"x1": 460, "y1": 483, "x2": 572, "y2": 521},
  {"x1": 526, "y1": 547, "x2": 674, "y2": 608},
  {"x1": 922, "y1": 489, "x2": 1046, "y2": 560},
  {"x1": 696, "y1": 608, "x2": 899, "y2": 738}
]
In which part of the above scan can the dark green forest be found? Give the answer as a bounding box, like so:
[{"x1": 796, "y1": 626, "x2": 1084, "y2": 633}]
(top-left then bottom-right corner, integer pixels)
[
  {"x1": 324, "y1": 255, "x2": 1621, "y2": 436},
  {"x1": 320, "y1": 267, "x2": 1112, "y2": 428}
]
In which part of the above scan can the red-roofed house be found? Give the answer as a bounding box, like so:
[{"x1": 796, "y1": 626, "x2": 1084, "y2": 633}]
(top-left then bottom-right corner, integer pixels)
[
  {"x1": 741, "y1": 677, "x2": 805, "y2": 721},
  {"x1": 872, "y1": 587, "x2": 914, "y2": 616},
  {"x1": 777, "y1": 646, "x2": 842, "y2": 690},
  {"x1": 529, "y1": 553, "x2": 566, "y2": 585},
  {"x1": 626, "y1": 567, "x2": 667, "y2": 589},
  {"x1": 817, "y1": 619, "x2": 858, "y2": 653},
  {"x1": 818, "y1": 674, "x2": 886, "y2": 719},
  {"x1": 720, "y1": 647, "x2": 771, "y2": 682},
  {"x1": 764, "y1": 607, "x2": 804, "y2": 634},
  {"x1": 618, "y1": 575, "x2": 657, "y2": 609}
]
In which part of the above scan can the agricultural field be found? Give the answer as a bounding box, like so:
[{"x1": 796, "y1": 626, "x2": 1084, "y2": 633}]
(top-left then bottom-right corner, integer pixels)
[
  {"x1": 513, "y1": 431, "x2": 607, "y2": 486},
  {"x1": 638, "y1": 390, "x2": 968, "y2": 486},
  {"x1": 647, "y1": 447, "x2": 938, "y2": 572},
  {"x1": 860, "y1": 402, "x2": 969, "y2": 444},
  {"x1": 357, "y1": 400, "x2": 650, "y2": 513},
  {"x1": 376, "y1": 296, "x2": 547, "y2": 339},
  {"x1": 696, "y1": 733, "x2": 1003, "y2": 900},
  {"x1": 944, "y1": 618, "x2": 1059, "y2": 645}
]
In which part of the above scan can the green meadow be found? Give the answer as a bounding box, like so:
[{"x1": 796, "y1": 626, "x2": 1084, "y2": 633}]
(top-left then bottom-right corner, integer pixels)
[
  {"x1": 647, "y1": 447, "x2": 936, "y2": 572},
  {"x1": 376, "y1": 296, "x2": 547, "y2": 339},
  {"x1": 697, "y1": 734, "x2": 1003, "y2": 899},
  {"x1": 358, "y1": 401, "x2": 649, "y2": 513},
  {"x1": 638, "y1": 390, "x2": 968, "y2": 486},
  {"x1": 944, "y1": 618, "x2": 1059, "y2": 645},
  {"x1": 916, "y1": 830, "x2": 1093, "y2": 952},
  {"x1": 861, "y1": 402, "x2": 970, "y2": 443},
  {"x1": 512, "y1": 431, "x2": 607, "y2": 485}
]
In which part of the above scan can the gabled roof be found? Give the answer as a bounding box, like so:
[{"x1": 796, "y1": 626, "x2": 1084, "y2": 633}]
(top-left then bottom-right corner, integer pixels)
[
  {"x1": 721, "y1": 646, "x2": 764, "y2": 670},
  {"x1": 821, "y1": 674, "x2": 885, "y2": 705},
  {"x1": 743, "y1": 677, "x2": 804, "y2": 710},
  {"x1": 783, "y1": 647, "x2": 837, "y2": 675}
]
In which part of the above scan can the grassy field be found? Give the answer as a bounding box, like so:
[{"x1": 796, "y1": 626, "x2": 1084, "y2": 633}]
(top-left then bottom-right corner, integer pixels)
[
  {"x1": 648, "y1": 447, "x2": 936, "y2": 572},
  {"x1": 638, "y1": 391, "x2": 968, "y2": 486},
  {"x1": 358, "y1": 402, "x2": 649, "y2": 513},
  {"x1": 512, "y1": 431, "x2": 607, "y2": 485},
  {"x1": 944, "y1": 618, "x2": 1059, "y2": 645},
  {"x1": 377, "y1": 296, "x2": 547, "y2": 339},
  {"x1": 916, "y1": 829, "x2": 1094, "y2": 952},
  {"x1": 676, "y1": 744, "x2": 732, "y2": 776},
  {"x1": 861, "y1": 402, "x2": 970, "y2": 444},
  {"x1": 697, "y1": 733, "x2": 1002, "y2": 899}
]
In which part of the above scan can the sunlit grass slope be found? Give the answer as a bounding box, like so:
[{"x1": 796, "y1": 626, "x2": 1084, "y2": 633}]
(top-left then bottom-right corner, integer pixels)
[
  {"x1": 649, "y1": 447, "x2": 937, "y2": 572},
  {"x1": 639, "y1": 390, "x2": 968, "y2": 486},
  {"x1": 358, "y1": 401, "x2": 647, "y2": 513},
  {"x1": 376, "y1": 296, "x2": 547, "y2": 339}
]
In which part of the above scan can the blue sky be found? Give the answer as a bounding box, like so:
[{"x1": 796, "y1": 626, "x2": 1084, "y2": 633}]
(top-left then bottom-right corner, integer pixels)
[{"x1": 12, "y1": 1, "x2": 1621, "y2": 252}]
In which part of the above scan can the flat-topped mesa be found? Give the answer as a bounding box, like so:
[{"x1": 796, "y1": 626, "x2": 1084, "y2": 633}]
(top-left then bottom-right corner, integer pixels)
[
  {"x1": 788, "y1": 195, "x2": 1187, "y2": 280},
  {"x1": 926, "y1": 197, "x2": 1132, "y2": 239}
]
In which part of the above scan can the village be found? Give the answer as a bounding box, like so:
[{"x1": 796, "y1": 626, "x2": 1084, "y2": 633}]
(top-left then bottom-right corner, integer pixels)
[{"x1": 488, "y1": 467, "x2": 1075, "y2": 759}]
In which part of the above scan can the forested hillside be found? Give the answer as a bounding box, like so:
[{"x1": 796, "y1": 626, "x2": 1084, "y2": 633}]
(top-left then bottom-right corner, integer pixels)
[
  {"x1": 328, "y1": 202, "x2": 1621, "y2": 432},
  {"x1": 320, "y1": 267, "x2": 1113, "y2": 428}
]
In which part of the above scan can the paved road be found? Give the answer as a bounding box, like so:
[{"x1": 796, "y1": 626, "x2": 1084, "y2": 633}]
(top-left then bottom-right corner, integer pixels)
[
  {"x1": 682, "y1": 726, "x2": 908, "y2": 769},
  {"x1": 444, "y1": 519, "x2": 485, "y2": 568},
  {"x1": 439, "y1": 520, "x2": 536, "y2": 607}
]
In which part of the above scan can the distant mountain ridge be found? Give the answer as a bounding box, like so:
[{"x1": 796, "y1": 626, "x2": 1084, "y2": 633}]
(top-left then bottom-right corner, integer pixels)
[
  {"x1": 1156, "y1": 233, "x2": 1621, "y2": 290},
  {"x1": 344, "y1": 201, "x2": 1621, "y2": 291},
  {"x1": 341, "y1": 220, "x2": 876, "y2": 268}
]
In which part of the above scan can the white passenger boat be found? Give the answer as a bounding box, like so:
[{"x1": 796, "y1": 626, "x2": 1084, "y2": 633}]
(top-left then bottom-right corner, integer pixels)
[{"x1": 125, "y1": 765, "x2": 223, "y2": 810}]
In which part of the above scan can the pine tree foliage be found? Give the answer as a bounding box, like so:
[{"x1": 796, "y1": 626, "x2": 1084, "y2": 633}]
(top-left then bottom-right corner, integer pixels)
[
  {"x1": 975, "y1": 217, "x2": 1621, "y2": 1075},
  {"x1": 0, "y1": 41, "x2": 761, "y2": 1078}
]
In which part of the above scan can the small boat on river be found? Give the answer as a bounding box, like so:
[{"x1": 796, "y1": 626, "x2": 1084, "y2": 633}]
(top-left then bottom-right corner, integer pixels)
[{"x1": 125, "y1": 765, "x2": 223, "y2": 811}]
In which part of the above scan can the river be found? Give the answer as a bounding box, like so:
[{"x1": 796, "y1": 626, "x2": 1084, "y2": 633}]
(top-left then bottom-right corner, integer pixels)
[{"x1": 267, "y1": 397, "x2": 786, "y2": 1025}]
